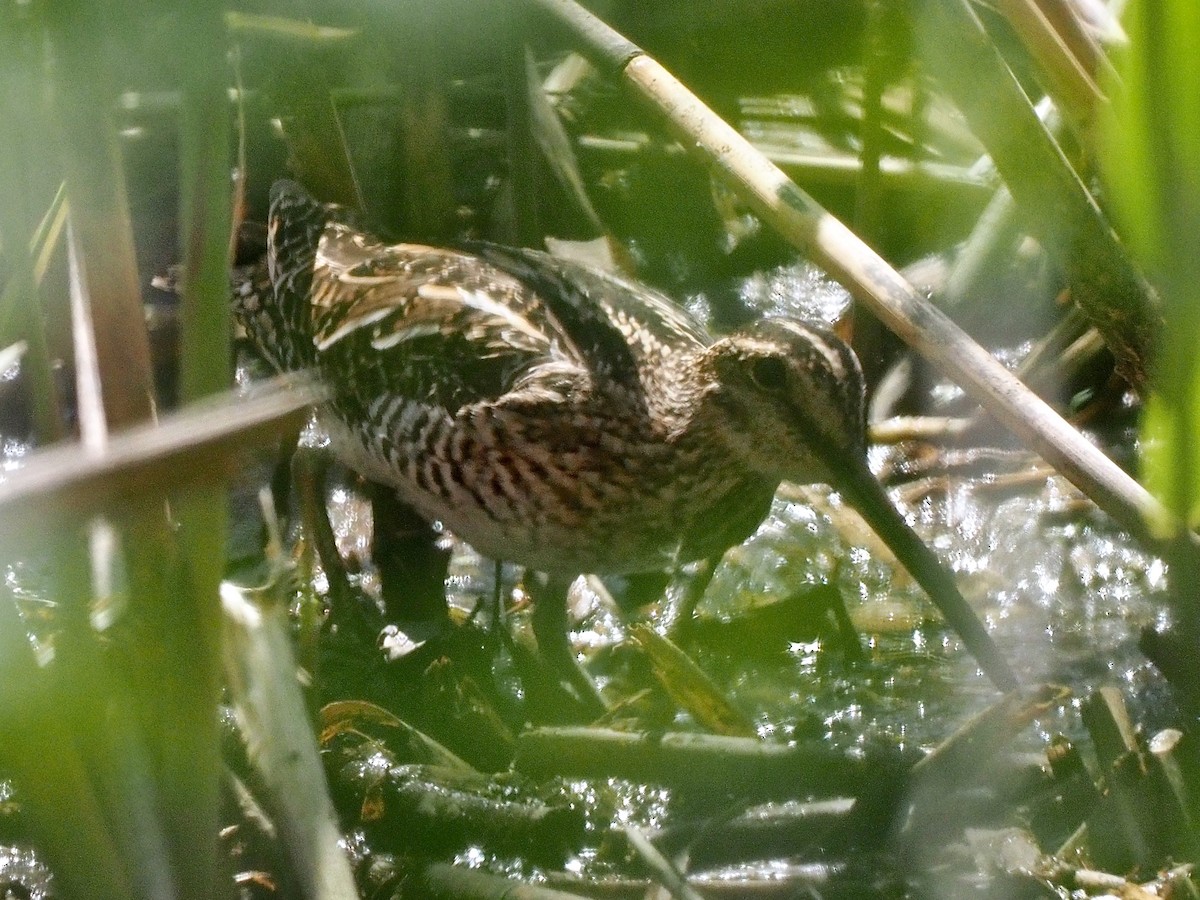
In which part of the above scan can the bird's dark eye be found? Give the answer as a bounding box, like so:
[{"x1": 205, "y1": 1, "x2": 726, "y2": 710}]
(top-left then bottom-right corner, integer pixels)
[{"x1": 749, "y1": 356, "x2": 788, "y2": 392}]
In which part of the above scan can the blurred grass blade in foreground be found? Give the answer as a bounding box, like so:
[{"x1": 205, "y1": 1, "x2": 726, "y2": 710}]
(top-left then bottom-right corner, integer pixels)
[{"x1": 1102, "y1": 1, "x2": 1200, "y2": 532}]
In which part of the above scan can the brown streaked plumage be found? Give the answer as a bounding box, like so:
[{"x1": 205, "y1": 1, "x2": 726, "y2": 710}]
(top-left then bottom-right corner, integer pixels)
[{"x1": 242, "y1": 180, "x2": 1016, "y2": 692}]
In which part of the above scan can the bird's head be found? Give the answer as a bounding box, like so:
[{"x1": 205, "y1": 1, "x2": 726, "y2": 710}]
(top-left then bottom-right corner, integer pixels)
[
  {"x1": 698, "y1": 319, "x2": 867, "y2": 486},
  {"x1": 696, "y1": 319, "x2": 1020, "y2": 693}
]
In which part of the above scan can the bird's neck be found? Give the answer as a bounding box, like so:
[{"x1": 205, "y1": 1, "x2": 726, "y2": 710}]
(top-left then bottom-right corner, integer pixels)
[{"x1": 655, "y1": 348, "x2": 728, "y2": 450}]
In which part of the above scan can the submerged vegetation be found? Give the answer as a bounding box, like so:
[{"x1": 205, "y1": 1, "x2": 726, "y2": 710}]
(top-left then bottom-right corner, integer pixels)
[{"x1": 0, "y1": 0, "x2": 1199, "y2": 897}]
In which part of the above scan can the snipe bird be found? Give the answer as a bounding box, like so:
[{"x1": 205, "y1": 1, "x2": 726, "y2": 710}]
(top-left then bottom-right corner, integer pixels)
[{"x1": 243, "y1": 180, "x2": 1016, "y2": 693}]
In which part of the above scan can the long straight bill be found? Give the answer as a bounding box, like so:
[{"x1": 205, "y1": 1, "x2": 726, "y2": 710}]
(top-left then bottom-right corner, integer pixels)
[{"x1": 835, "y1": 458, "x2": 1019, "y2": 693}]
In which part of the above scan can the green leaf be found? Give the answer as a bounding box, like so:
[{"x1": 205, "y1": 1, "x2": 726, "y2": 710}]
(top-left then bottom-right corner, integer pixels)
[{"x1": 1103, "y1": 0, "x2": 1200, "y2": 527}]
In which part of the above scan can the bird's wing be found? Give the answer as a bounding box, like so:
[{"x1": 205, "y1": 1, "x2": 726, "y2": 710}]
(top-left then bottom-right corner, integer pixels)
[
  {"x1": 465, "y1": 244, "x2": 710, "y2": 396},
  {"x1": 309, "y1": 224, "x2": 589, "y2": 411}
]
